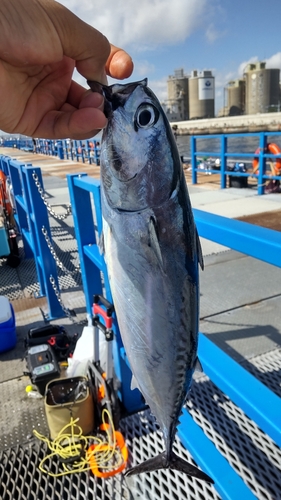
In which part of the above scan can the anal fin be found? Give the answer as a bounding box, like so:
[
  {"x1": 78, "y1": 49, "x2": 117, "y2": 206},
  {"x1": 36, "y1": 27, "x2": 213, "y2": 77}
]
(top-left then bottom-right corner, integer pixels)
[
  {"x1": 130, "y1": 375, "x2": 140, "y2": 391},
  {"x1": 194, "y1": 356, "x2": 203, "y2": 372},
  {"x1": 196, "y1": 229, "x2": 204, "y2": 270}
]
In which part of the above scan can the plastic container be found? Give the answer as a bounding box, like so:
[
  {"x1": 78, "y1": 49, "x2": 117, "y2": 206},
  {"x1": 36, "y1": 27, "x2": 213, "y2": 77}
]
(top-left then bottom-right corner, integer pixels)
[
  {"x1": 0, "y1": 225, "x2": 10, "y2": 257},
  {"x1": 0, "y1": 296, "x2": 16, "y2": 353}
]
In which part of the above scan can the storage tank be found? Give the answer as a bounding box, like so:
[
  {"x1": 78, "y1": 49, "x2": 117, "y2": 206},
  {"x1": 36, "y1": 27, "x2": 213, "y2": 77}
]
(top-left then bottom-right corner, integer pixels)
[
  {"x1": 166, "y1": 68, "x2": 189, "y2": 120},
  {"x1": 245, "y1": 62, "x2": 280, "y2": 114},
  {"x1": 188, "y1": 70, "x2": 215, "y2": 119},
  {"x1": 226, "y1": 79, "x2": 245, "y2": 115}
]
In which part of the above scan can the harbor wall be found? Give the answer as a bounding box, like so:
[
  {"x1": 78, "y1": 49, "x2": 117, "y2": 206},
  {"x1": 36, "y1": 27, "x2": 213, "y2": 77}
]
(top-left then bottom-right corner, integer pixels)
[{"x1": 171, "y1": 112, "x2": 281, "y2": 135}]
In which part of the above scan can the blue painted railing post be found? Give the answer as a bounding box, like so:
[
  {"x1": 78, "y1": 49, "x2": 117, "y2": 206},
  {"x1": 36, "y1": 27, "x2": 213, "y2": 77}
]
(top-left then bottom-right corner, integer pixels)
[
  {"x1": 8, "y1": 159, "x2": 34, "y2": 259},
  {"x1": 23, "y1": 166, "x2": 65, "y2": 319},
  {"x1": 191, "y1": 135, "x2": 197, "y2": 184},
  {"x1": 258, "y1": 132, "x2": 266, "y2": 195},
  {"x1": 220, "y1": 135, "x2": 227, "y2": 189},
  {"x1": 4, "y1": 156, "x2": 65, "y2": 320},
  {"x1": 67, "y1": 173, "x2": 102, "y2": 314},
  {"x1": 67, "y1": 173, "x2": 145, "y2": 413},
  {"x1": 57, "y1": 140, "x2": 64, "y2": 160}
]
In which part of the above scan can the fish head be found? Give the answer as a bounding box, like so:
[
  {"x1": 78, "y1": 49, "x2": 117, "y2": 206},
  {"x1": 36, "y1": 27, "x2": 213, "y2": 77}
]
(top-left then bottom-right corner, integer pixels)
[{"x1": 88, "y1": 79, "x2": 182, "y2": 211}]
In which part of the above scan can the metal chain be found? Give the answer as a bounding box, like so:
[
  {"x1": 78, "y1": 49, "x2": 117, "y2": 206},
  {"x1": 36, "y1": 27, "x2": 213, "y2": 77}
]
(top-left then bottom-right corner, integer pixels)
[
  {"x1": 49, "y1": 275, "x2": 86, "y2": 325},
  {"x1": 42, "y1": 226, "x2": 80, "y2": 275},
  {"x1": 32, "y1": 171, "x2": 71, "y2": 220}
]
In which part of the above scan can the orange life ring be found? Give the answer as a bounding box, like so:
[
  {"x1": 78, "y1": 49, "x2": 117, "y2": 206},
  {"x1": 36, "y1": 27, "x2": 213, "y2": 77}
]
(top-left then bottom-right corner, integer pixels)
[
  {"x1": 0, "y1": 171, "x2": 13, "y2": 216},
  {"x1": 252, "y1": 143, "x2": 281, "y2": 175}
]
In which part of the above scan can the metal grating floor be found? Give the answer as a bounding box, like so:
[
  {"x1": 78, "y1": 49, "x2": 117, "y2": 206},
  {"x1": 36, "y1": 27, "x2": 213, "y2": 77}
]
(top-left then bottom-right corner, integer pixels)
[
  {"x1": 1, "y1": 193, "x2": 281, "y2": 499},
  {"x1": 0, "y1": 349, "x2": 281, "y2": 499},
  {"x1": 0, "y1": 211, "x2": 83, "y2": 304}
]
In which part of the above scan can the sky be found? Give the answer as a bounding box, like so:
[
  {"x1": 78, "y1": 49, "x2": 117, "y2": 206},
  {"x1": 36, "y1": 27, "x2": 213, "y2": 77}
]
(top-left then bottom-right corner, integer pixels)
[{"x1": 57, "y1": 0, "x2": 281, "y2": 115}]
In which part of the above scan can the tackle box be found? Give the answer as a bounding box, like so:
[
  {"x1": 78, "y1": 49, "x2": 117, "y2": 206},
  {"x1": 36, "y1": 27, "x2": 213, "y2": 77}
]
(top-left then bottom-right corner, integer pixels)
[
  {"x1": 0, "y1": 296, "x2": 16, "y2": 353},
  {"x1": 26, "y1": 344, "x2": 60, "y2": 395},
  {"x1": 28, "y1": 324, "x2": 61, "y2": 339}
]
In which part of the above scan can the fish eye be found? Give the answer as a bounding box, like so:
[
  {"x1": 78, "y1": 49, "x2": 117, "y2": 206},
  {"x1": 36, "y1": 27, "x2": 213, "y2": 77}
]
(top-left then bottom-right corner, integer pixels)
[{"x1": 135, "y1": 104, "x2": 159, "y2": 129}]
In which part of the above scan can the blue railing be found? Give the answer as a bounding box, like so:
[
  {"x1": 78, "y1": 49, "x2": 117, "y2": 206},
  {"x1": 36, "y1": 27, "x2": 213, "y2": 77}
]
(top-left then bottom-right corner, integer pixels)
[
  {"x1": 4, "y1": 131, "x2": 281, "y2": 195},
  {"x1": 1, "y1": 138, "x2": 101, "y2": 165},
  {"x1": 67, "y1": 172, "x2": 281, "y2": 500},
  {"x1": 0, "y1": 154, "x2": 65, "y2": 320},
  {"x1": 2, "y1": 145, "x2": 280, "y2": 496},
  {"x1": 1, "y1": 138, "x2": 34, "y2": 151},
  {"x1": 190, "y1": 131, "x2": 281, "y2": 194}
]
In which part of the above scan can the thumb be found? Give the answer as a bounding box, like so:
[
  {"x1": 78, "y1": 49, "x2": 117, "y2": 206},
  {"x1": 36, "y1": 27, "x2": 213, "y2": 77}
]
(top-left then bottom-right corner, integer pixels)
[
  {"x1": 49, "y1": 2, "x2": 133, "y2": 82},
  {"x1": 48, "y1": 1, "x2": 111, "y2": 83}
]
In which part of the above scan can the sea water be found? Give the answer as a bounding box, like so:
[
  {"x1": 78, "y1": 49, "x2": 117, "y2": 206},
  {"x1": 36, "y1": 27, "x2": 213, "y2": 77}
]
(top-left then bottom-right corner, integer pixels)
[{"x1": 176, "y1": 134, "x2": 281, "y2": 163}]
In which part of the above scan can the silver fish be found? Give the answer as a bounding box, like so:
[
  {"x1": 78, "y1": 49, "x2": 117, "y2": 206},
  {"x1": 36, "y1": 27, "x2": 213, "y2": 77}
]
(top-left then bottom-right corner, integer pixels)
[{"x1": 88, "y1": 79, "x2": 213, "y2": 484}]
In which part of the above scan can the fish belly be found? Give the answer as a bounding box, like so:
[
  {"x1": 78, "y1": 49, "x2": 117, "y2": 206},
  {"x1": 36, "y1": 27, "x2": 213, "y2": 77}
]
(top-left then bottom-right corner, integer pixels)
[{"x1": 102, "y1": 207, "x2": 199, "y2": 436}]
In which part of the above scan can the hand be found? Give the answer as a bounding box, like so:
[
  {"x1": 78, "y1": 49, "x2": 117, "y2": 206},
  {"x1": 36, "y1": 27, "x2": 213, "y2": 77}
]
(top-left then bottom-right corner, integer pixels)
[{"x1": 0, "y1": 0, "x2": 133, "y2": 139}]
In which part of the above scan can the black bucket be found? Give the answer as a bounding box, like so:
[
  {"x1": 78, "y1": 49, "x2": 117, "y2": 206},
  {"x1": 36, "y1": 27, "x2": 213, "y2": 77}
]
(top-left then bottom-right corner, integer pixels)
[{"x1": 228, "y1": 162, "x2": 248, "y2": 188}]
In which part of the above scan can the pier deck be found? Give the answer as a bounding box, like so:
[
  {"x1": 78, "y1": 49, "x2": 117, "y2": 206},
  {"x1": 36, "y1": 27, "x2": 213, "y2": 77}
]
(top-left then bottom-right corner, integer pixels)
[{"x1": 0, "y1": 148, "x2": 281, "y2": 499}]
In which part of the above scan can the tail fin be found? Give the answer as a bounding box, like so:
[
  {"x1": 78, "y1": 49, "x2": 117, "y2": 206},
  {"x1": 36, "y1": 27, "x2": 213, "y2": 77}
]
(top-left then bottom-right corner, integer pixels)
[{"x1": 124, "y1": 451, "x2": 214, "y2": 484}]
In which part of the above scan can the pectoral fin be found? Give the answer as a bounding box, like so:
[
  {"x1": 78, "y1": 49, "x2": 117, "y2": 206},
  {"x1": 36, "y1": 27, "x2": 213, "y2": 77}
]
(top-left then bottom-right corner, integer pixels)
[{"x1": 148, "y1": 216, "x2": 163, "y2": 268}]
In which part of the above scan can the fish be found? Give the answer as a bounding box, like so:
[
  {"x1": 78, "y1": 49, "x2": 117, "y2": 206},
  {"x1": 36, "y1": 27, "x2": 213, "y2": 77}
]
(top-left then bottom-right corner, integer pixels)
[{"x1": 88, "y1": 78, "x2": 213, "y2": 484}]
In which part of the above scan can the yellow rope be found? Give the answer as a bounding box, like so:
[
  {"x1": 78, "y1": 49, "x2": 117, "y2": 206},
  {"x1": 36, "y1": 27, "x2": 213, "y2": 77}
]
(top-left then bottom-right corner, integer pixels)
[{"x1": 33, "y1": 409, "x2": 125, "y2": 477}]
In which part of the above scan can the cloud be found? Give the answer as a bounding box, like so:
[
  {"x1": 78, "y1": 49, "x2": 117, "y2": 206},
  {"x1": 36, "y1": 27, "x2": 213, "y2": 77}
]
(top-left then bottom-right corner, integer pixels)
[
  {"x1": 134, "y1": 60, "x2": 155, "y2": 78},
  {"x1": 57, "y1": 0, "x2": 208, "y2": 48},
  {"x1": 236, "y1": 52, "x2": 281, "y2": 78},
  {"x1": 265, "y1": 52, "x2": 281, "y2": 70},
  {"x1": 205, "y1": 23, "x2": 225, "y2": 43},
  {"x1": 149, "y1": 78, "x2": 168, "y2": 102},
  {"x1": 237, "y1": 56, "x2": 258, "y2": 77}
]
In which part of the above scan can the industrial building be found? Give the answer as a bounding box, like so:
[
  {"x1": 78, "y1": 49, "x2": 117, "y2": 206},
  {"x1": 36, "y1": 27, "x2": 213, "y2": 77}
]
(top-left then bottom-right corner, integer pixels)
[
  {"x1": 166, "y1": 61, "x2": 281, "y2": 120},
  {"x1": 244, "y1": 62, "x2": 280, "y2": 114},
  {"x1": 165, "y1": 69, "x2": 189, "y2": 121},
  {"x1": 188, "y1": 70, "x2": 215, "y2": 119},
  {"x1": 225, "y1": 79, "x2": 245, "y2": 115},
  {"x1": 224, "y1": 62, "x2": 280, "y2": 116},
  {"x1": 165, "y1": 68, "x2": 215, "y2": 121}
]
